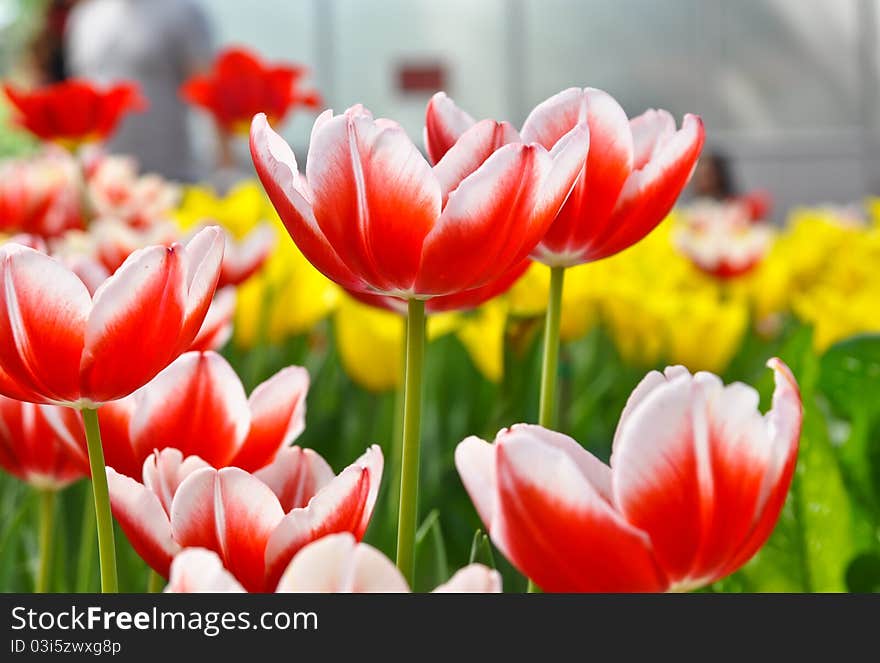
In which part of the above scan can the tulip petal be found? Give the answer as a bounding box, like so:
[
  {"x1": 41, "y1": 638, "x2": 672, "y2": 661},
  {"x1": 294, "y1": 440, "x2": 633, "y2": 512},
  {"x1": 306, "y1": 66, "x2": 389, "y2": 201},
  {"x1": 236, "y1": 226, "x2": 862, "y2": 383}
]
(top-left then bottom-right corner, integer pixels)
[
  {"x1": 596, "y1": 114, "x2": 705, "y2": 260},
  {"x1": 178, "y1": 226, "x2": 225, "y2": 349},
  {"x1": 189, "y1": 286, "x2": 236, "y2": 352},
  {"x1": 170, "y1": 466, "x2": 284, "y2": 592},
  {"x1": 531, "y1": 89, "x2": 635, "y2": 265},
  {"x1": 0, "y1": 245, "x2": 89, "y2": 405},
  {"x1": 521, "y1": 87, "x2": 586, "y2": 150},
  {"x1": 142, "y1": 448, "x2": 211, "y2": 516},
  {"x1": 433, "y1": 564, "x2": 502, "y2": 593},
  {"x1": 612, "y1": 361, "x2": 801, "y2": 589},
  {"x1": 107, "y1": 467, "x2": 180, "y2": 577},
  {"x1": 95, "y1": 397, "x2": 138, "y2": 479},
  {"x1": 457, "y1": 432, "x2": 665, "y2": 592},
  {"x1": 230, "y1": 366, "x2": 310, "y2": 472},
  {"x1": 417, "y1": 143, "x2": 547, "y2": 295},
  {"x1": 432, "y1": 119, "x2": 521, "y2": 203},
  {"x1": 250, "y1": 113, "x2": 364, "y2": 291},
  {"x1": 80, "y1": 244, "x2": 187, "y2": 403},
  {"x1": 219, "y1": 223, "x2": 275, "y2": 287},
  {"x1": 423, "y1": 92, "x2": 476, "y2": 164},
  {"x1": 276, "y1": 533, "x2": 409, "y2": 593},
  {"x1": 264, "y1": 445, "x2": 383, "y2": 589},
  {"x1": 254, "y1": 446, "x2": 335, "y2": 512},
  {"x1": 129, "y1": 352, "x2": 250, "y2": 467},
  {"x1": 166, "y1": 548, "x2": 246, "y2": 593},
  {"x1": 307, "y1": 109, "x2": 441, "y2": 294}
]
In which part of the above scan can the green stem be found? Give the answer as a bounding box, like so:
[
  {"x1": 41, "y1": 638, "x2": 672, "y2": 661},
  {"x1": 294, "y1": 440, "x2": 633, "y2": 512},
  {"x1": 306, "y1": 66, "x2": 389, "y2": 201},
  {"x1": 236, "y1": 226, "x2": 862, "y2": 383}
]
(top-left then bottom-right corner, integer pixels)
[
  {"x1": 395, "y1": 298, "x2": 426, "y2": 585},
  {"x1": 82, "y1": 407, "x2": 118, "y2": 593},
  {"x1": 530, "y1": 265, "x2": 566, "y2": 594},
  {"x1": 36, "y1": 489, "x2": 55, "y2": 593},
  {"x1": 146, "y1": 569, "x2": 164, "y2": 593},
  {"x1": 75, "y1": 489, "x2": 96, "y2": 593},
  {"x1": 386, "y1": 315, "x2": 408, "y2": 529},
  {"x1": 539, "y1": 266, "x2": 565, "y2": 429}
]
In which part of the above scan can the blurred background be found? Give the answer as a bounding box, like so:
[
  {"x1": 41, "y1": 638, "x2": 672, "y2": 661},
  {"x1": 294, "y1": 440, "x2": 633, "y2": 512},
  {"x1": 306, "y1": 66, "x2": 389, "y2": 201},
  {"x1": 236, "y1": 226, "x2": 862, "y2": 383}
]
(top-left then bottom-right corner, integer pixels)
[
  {"x1": 1, "y1": 0, "x2": 878, "y2": 213},
  {"x1": 1, "y1": 0, "x2": 880, "y2": 594}
]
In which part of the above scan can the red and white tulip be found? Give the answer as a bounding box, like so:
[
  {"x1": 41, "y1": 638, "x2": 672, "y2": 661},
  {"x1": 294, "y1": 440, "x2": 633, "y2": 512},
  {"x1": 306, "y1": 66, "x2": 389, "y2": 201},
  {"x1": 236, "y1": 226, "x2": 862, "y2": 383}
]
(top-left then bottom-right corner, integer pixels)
[
  {"x1": 0, "y1": 395, "x2": 90, "y2": 490},
  {"x1": 166, "y1": 533, "x2": 501, "y2": 593},
  {"x1": 94, "y1": 350, "x2": 307, "y2": 478},
  {"x1": 107, "y1": 445, "x2": 382, "y2": 590},
  {"x1": 425, "y1": 89, "x2": 705, "y2": 266},
  {"x1": 0, "y1": 226, "x2": 224, "y2": 406},
  {"x1": 455, "y1": 359, "x2": 801, "y2": 592},
  {"x1": 250, "y1": 104, "x2": 587, "y2": 301}
]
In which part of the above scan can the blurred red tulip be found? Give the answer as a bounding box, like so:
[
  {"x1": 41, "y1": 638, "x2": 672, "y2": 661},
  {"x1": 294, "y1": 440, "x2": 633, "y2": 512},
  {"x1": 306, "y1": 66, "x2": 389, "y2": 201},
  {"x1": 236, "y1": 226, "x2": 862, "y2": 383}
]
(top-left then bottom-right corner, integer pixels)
[
  {"x1": 181, "y1": 47, "x2": 322, "y2": 135},
  {"x1": 96, "y1": 350, "x2": 308, "y2": 478},
  {"x1": 166, "y1": 534, "x2": 501, "y2": 593},
  {"x1": 4, "y1": 79, "x2": 146, "y2": 148},
  {"x1": 0, "y1": 227, "x2": 224, "y2": 406},
  {"x1": 107, "y1": 445, "x2": 382, "y2": 590},
  {"x1": 250, "y1": 105, "x2": 587, "y2": 300},
  {"x1": 427, "y1": 89, "x2": 705, "y2": 266},
  {"x1": 456, "y1": 359, "x2": 801, "y2": 592},
  {"x1": 0, "y1": 395, "x2": 89, "y2": 489}
]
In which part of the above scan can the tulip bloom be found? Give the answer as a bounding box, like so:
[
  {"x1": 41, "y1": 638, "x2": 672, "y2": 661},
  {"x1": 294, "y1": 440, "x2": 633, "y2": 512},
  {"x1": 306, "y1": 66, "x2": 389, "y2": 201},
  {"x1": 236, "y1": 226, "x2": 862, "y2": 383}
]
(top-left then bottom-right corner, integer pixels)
[
  {"x1": 4, "y1": 80, "x2": 146, "y2": 149},
  {"x1": 0, "y1": 226, "x2": 223, "y2": 592},
  {"x1": 0, "y1": 152, "x2": 84, "y2": 237},
  {"x1": 251, "y1": 103, "x2": 587, "y2": 583},
  {"x1": 87, "y1": 155, "x2": 180, "y2": 228},
  {"x1": 674, "y1": 199, "x2": 773, "y2": 279},
  {"x1": 95, "y1": 350, "x2": 308, "y2": 479},
  {"x1": 181, "y1": 47, "x2": 321, "y2": 135},
  {"x1": 107, "y1": 445, "x2": 382, "y2": 591},
  {"x1": 166, "y1": 534, "x2": 501, "y2": 593},
  {"x1": 0, "y1": 396, "x2": 89, "y2": 490},
  {"x1": 455, "y1": 359, "x2": 801, "y2": 592},
  {"x1": 189, "y1": 288, "x2": 236, "y2": 352},
  {"x1": 0, "y1": 226, "x2": 224, "y2": 406}
]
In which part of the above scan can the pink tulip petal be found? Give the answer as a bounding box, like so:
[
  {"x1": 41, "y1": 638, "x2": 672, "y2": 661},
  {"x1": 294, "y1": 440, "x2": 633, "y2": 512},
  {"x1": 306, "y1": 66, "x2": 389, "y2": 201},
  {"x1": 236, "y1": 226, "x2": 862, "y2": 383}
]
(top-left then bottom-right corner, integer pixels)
[
  {"x1": 230, "y1": 365, "x2": 310, "y2": 472},
  {"x1": 170, "y1": 466, "x2": 285, "y2": 592}
]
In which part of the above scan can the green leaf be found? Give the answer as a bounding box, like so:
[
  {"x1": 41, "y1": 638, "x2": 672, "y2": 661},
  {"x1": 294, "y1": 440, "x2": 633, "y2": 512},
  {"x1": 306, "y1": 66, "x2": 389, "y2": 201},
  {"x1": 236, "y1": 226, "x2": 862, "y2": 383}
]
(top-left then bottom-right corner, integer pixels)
[
  {"x1": 739, "y1": 325, "x2": 860, "y2": 591},
  {"x1": 414, "y1": 509, "x2": 449, "y2": 592},
  {"x1": 468, "y1": 530, "x2": 496, "y2": 569}
]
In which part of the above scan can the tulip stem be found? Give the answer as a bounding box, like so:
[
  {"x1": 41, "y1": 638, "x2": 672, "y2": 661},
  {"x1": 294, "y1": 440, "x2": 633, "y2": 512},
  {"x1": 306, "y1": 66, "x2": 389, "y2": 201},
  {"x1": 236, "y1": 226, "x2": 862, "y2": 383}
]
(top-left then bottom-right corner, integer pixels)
[
  {"x1": 396, "y1": 298, "x2": 426, "y2": 585},
  {"x1": 75, "y1": 491, "x2": 96, "y2": 592},
  {"x1": 36, "y1": 489, "x2": 55, "y2": 593},
  {"x1": 82, "y1": 407, "x2": 118, "y2": 593},
  {"x1": 531, "y1": 265, "x2": 566, "y2": 594},
  {"x1": 147, "y1": 569, "x2": 164, "y2": 593},
  {"x1": 539, "y1": 266, "x2": 565, "y2": 429}
]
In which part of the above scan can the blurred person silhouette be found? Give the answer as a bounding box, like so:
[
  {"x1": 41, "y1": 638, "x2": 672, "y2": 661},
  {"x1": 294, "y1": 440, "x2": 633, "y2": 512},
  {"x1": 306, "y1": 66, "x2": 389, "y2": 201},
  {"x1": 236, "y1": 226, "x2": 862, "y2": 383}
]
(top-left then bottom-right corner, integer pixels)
[
  {"x1": 65, "y1": 0, "x2": 213, "y2": 181},
  {"x1": 26, "y1": 0, "x2": 78, "y2": 84},
  {"x1": 690, "y1": 149, "x2": 772, "y2": 221}
]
